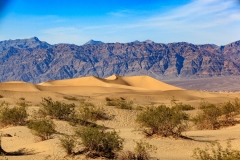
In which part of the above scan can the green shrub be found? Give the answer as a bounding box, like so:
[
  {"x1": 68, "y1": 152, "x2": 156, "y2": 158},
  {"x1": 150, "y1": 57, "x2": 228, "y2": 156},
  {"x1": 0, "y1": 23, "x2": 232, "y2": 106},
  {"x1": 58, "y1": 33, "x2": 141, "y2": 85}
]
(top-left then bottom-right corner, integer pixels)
[
  {"x1": 106, "y1": 99, "x2": 133, "y2": 110},
  {"x1": 117, "y1": 140, "x2": 157, "y2": 160},
  {"x1": 69, "y1": 102, "x2": 107, "y2": 126},
  {"x1": 193, "y1": 100, "x2": 240, "y2": 130},
  {"x1": 40, "y1": 97, "x2": 75, "y2": 120},
  {"x1": 15, "y1": 101, "x2": 29, "y2": 107},
  {"x1": 27, "y1": 118, "x2": 56, "y2": 141},
  {"x1": 172, "y1": 103, "x2": 195, "y2": 111},
  {"x1": 135, "y1": 105, "x2": 144, "y2": 111},
  {"x1": 0, "y1": 104, "x2": 27, "y2": 127},
  {"x1": 63, "y1": 96, "x2": 78, "y2": 101},
  {"x1": 193, "y1": 141, "x2": 240, "y2": 160},
  {"x1": 59, "y1": 135, "x2": 76, "y2": 155},
  {"x1": 192, "y1": 103, "x2": 222, "y2": 130},
  {"x1": 220, "y1": 100, "x2": 240, "y2": 126},
  {"x1": 136, "y1": 105, "x2": 188, "y2": 137},
  {"x1": 76, "y1": 126, "x2": 124, "y2": 158}
]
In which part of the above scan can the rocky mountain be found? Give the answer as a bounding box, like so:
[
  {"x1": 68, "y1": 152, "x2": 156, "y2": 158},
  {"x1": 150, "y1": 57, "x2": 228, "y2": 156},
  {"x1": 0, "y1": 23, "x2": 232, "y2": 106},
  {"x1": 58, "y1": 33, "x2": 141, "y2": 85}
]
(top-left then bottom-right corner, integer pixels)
[
  {"x1": 84, "y1": 39, "x2": 104, "y2": 45},
  {"x1": 0, "y1": 37, "x2": 240, "y2": 83}
]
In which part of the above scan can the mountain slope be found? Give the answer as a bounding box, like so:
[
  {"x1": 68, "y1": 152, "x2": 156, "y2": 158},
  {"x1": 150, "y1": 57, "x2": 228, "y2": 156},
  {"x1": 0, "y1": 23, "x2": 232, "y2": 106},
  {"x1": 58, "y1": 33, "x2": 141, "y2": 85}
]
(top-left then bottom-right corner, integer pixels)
[{"x1": 0, "y1": 38, "x2": 240, "y2": 83}]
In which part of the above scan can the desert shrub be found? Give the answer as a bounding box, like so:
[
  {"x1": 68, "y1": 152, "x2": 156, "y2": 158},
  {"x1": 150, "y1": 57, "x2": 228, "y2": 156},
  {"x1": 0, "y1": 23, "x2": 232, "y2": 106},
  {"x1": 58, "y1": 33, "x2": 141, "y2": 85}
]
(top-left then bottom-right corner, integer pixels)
[
  {"x1": 192, "y1": 103, "x2": 222, "y2": 130},
  {"x1": 59, "y1": 135, "x2": 76, "y2": 155},
  {"x1": 193, "y1": 141, "x2": 240, "y2": 160},
  {"x1": 134, "y1": 141, "x2": 157, "y2": 160},
  {"x1": 0, "y1": 104, "x2": 27, "y2": 127},
  {"x1": 105, "y1": 97, "x2": 112, "y2": 101},
  {"x1": 199, "y1": 101, "x2": 216, "y2": 109},
  {"x1": 27, "y1": 118, "x2": 56, "y2": 141},
  {"x1": 220, "y1": 100, "x2": 240, "y2": 126},
  {"x1": 76, "y1": 126, "x2": 124, "y2": 158},
  {"x1": 19, "y1": 97, "x2": 25, "y2": 101},
  {"x1": 69, "y1": 102, "x2": 107, "y2": 126},
  {"x1": 193, "y1": 99, "x2": 240, "y2": 130},
  {"x1": 15, "y1": 101, "x2": 29, "y2": 107},
  {"x1": 0, "y1": 95, "x2": 3, "y2": 98},
  {"x1": 135, "y1": 105, "x2": 144, "y2": 111},
  {"x1": 40, "y1": 97, "x2": 75, "y2": 120},
  {"x1": 172, "y1": 103, "x2": 195, "y2": 111},
  {"x1": 63, "y1": 96, "x2": 78, "y2": 101},
  {"x1": 106, "y1": 99, "x2": 133, "y2": 110},
  {"x1": 117, "y1": 140, "x2": 157, "y2": 160},
  {"x1": 136, "y1": 105, "x2": 188, "y2": 137}
]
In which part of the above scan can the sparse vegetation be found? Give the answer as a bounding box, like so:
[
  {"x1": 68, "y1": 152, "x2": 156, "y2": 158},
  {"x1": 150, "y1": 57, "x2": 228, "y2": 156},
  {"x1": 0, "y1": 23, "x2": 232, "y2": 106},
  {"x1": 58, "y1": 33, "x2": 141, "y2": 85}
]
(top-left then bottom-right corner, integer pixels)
[
  {"x1": 0, "y1": 103, "x2": 27, "y2": 127},
  {"x1": 19, "y1": 97, "x2": 25, "y2": 101},
  {"x1": 0, "y1": 95, "x2": 3, "y2": 98},
  {"x1": 63, "y1": 96, "x2": 78, "y2": 101},
  {"x1": 118, "y1": 140, "x2": 157, "y2": 160},
  {"x1": 136, "y1": 105, "x2": 188, "y2": 137},
  {"x1": 220, "y1": 99, "x2": 240, "y2": 126},
  {"x1": 59, "y1": 135, "x2": 76, "y2": 156},
  {"x1": 193, "y1": 141, "x2": 240, "y2": 160},
  {"x1": 27, "y1": 118, "x2": 56, "y2": 141},
  {"x1": 15, "y1": 101, "x2": 29, "y2": 107},
  {"x1": 106, "y1": 98, "x2": 133, "y2": 110},
  {"x1": 76, "y1": 126, "x2": 124, "y2": 158},
  {"x1": 69, "y1": 101, "x2": 108, "y2": 126},
  {"x1": 192, "y1": 103, "x2": 221, "y2": 130},
  {"x1": 192, "y1": 99, "x2": 240, "y2": 130},
  {"x1": 172, "y1": 103, "x2": 195, "y2": 111},
  {"x1": 39, "y1": 97, "x2": 75, "y2": 120}
]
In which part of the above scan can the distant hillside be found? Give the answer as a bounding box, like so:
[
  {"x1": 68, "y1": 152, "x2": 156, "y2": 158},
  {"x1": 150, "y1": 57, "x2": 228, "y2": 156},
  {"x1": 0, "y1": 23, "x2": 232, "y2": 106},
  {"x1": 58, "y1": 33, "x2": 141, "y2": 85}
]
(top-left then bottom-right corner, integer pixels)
[
  {"x1": 84, "y1": 39, "x2": 104, "y2": 45},
  {"x1": 0, "y1": 37, "x2": 240, "y2": 83}
]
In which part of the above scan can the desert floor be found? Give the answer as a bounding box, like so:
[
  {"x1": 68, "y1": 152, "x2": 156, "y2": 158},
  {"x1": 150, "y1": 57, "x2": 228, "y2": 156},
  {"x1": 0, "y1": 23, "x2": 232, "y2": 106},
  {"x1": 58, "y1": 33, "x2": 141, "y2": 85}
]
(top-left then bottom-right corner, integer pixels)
[{"x1": 0, "y1": 75, "x2": 240, "y2": 160}]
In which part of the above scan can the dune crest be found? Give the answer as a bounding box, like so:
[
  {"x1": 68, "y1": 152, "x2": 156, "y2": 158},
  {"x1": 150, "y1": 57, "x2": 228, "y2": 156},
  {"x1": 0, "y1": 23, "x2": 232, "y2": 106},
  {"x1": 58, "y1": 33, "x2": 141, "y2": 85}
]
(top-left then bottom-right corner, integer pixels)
[
  {"x1": 0, "y1": 81, "x2": 40, "y2": 92},
  {"x1": 1, "y1": 75, "x2": 182, "y2": 93}
]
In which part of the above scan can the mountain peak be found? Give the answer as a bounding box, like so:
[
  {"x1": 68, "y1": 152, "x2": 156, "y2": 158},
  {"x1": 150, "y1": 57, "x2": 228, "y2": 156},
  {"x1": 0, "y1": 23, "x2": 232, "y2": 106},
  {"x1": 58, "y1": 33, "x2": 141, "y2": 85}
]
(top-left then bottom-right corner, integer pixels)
[
  {"x1": 84, "y1": 39, "x2": 104, "y2": 45},
  {"x1": 143, "y1": 40, "x2": 154, "y2": 43},
  {"x1": 29, "y1": 37, "x2": 40, "y2": 42}
]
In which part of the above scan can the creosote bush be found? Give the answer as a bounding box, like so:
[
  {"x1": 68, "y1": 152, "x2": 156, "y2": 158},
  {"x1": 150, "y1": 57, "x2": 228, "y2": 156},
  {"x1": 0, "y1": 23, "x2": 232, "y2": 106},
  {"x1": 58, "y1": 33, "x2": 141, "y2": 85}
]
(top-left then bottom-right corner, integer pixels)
[
  {"x1": 193, "y1": 141, "x2": 240, "y2": 160},
  {"x1": 220, "y1": 99, "x2": 240, "y2": 126},
  {"x1": 106, "y1": 98, "x2": 133, "y2": 110},
  {"x1": 76, "y1": 126, "x2": 124, "y2": 158},
  {"x1": 118, "y1": 140, "x2": 157, "y2": 160},
  {"x1": 63, "y1": 96, "x2": 78, "y2": 101},
  {"x1": 39, "y1": 97, "x2": 75, "y2": 120},
  {"x1": 19, "y1": 97, "x2": 25, "y2": 101},
  {"x1": 27, "y1": 118, "x2": 56, "y2": 141},
  {"x1": 59, "y1": 135, "x2": 76, "y2": 156},
  {"x1": 136, "y1": 105, "x2": 188, "y2": 137},
  {"x1": 192, "y1": 99, "x2": 240, "y2": 130},
  {"x1": 172, "y1": 103, "x2": 195, "y2": 111},
  {"x1": 0, "y1": 102, "x2": 27, "y2": 127},
  {"x1": 192, "y1": 103, "x2": 221, "y2": 130},
  {"x1": 69, "y1": 101, "x2": 107, "y2": 126}
]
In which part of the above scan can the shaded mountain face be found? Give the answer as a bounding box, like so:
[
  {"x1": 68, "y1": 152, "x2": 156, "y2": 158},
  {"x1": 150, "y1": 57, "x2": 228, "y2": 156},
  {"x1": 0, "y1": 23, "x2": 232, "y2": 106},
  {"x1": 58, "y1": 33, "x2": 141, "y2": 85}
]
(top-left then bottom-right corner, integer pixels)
[
  {"x1": 0, "y1": 38, "x2": 240, "y2": 83},
  {"x1": 84, "y1": 39, "x2": 105, "y2": 45}
]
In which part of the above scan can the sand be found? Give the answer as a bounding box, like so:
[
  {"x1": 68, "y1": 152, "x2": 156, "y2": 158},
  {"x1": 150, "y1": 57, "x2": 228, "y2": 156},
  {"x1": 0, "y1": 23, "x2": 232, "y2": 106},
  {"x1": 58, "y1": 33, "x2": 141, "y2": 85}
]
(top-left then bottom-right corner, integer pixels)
[{"x1": 0, "y1": 75, "x2": 240, "y2": 160}]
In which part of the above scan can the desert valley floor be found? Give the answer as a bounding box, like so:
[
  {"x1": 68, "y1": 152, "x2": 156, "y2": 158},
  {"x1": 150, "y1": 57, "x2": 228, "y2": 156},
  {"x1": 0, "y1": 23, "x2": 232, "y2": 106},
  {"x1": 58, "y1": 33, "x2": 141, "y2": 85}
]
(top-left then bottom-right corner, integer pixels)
[{"x1": 0, "y1": 75, "x2": 240, "y2": 160}]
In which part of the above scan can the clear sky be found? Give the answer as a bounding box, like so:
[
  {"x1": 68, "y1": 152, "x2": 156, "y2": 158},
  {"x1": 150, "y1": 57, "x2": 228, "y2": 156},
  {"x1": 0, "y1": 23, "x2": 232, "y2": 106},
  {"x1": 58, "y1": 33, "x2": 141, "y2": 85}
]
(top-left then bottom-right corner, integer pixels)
[{"x1": 0, "y1": 0, "x2": 240, "y2": 45}]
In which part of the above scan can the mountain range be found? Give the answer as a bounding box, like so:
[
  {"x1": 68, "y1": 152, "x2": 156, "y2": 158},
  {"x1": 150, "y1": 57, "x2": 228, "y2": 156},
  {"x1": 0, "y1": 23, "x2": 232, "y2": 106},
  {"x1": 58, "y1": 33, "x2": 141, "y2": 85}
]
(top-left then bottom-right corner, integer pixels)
[{"x1": 0, "y1": 37, "x2": 240, "y2": 83}]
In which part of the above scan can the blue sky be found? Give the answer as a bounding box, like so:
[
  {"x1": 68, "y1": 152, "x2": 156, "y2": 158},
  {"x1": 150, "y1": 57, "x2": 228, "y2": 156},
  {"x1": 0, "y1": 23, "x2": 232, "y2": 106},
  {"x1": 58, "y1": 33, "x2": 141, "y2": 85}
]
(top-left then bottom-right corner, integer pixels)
[{"x1": 0, "y1": 0, "x2": 240, "y2": 45}]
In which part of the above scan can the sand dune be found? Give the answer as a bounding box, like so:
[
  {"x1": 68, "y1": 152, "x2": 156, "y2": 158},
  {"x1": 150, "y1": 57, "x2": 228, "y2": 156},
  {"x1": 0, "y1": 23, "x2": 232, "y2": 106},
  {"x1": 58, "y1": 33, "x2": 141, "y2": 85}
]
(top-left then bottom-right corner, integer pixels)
[
  {"x1": 38, "y1": 75, "x2": 183, "y2": 92},
  {"x1": 1, "y1": 75, "x2": 240, "y2": 160},
  {"x1": 0, "y1": 81, "x2": 40, "y2": 92}
]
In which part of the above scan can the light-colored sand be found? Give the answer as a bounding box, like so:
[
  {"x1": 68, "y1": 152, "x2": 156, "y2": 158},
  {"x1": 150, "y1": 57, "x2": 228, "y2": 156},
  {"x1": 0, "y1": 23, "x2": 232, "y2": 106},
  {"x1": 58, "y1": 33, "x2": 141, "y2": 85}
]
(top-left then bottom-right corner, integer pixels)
[{"x1": 0, "y1": 75, "x2": 240, "y2": 160}]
